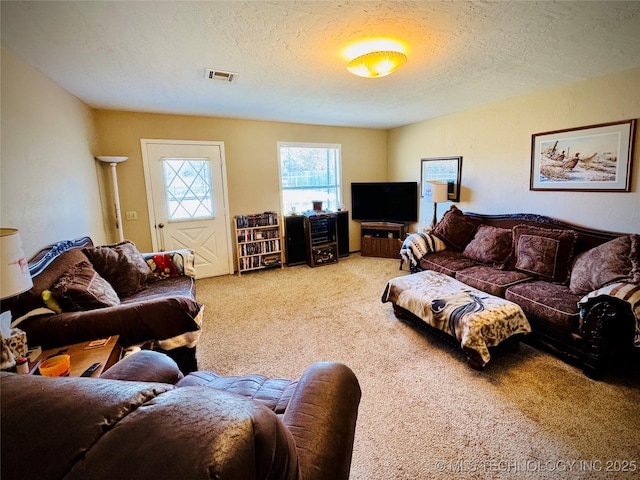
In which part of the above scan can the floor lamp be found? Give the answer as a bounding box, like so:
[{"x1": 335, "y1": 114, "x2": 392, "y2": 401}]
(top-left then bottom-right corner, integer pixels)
[
  {"x1": 425, "y1": 181, "x2": 449, "y2": 229},
  {"x1": 96, "y1": 156, "x2": 128, "y2": 243}
]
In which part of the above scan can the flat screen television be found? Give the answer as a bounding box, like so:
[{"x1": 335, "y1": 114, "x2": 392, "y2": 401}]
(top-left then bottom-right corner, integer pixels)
[{"x1": 351, "y1": 182, "x2": 418, "y2": 223}]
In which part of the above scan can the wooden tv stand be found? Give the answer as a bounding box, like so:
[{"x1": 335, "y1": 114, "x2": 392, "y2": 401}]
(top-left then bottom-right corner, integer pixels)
[{"x1": 360, "y1": 222, "x2": 405, "y2": 258}]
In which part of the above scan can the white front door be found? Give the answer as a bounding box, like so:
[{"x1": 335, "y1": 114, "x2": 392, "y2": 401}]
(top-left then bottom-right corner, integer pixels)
[{"x1": 141, "y1": 139, "x2": 233, "y2": 278}]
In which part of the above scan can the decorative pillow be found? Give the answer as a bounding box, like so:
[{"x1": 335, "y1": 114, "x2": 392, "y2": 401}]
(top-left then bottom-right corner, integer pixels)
[
  {"x1": 462, "y1": 225, "x2": 512, "y2": 268},
  {"x1": 511, "y1": 225, "x2": 577, "y2": 284},
  {"x1": 569, "y1": 234, "x2": 640, "y2": 295},
  {"x1": 11, "y1": 248, "x2": 90, "y2": 319},
  {"x1": 147, "y1": 253, "x2": 180, "y2": 279},
  {"x1": 51, "y1": 261, "x2": 120, "y2": 311},
  {"x1": 432, "y1": 205, "x2": 481, "y2": 251},
  {"x1": 83, "y1": 241, "x2": 154, "y2": 295}
]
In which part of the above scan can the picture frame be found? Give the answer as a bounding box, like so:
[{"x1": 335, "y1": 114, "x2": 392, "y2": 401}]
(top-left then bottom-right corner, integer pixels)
[
  {"x1": 530, "y1": 119, "x2": 636, "y2": 192},
  {"x1": 421, "y1": 156, "x2": 462, "y2": 201}
]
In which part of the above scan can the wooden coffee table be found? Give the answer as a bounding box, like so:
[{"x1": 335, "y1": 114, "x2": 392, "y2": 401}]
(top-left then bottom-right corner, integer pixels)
[{"x1": 30, "y1": 336, "x2": 121, "y2": 377}]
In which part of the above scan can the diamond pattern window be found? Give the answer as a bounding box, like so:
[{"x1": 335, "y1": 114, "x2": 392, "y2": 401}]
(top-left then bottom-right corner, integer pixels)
[{"x1": 162, "y1": 158, "x2": 214, "y2": 221}]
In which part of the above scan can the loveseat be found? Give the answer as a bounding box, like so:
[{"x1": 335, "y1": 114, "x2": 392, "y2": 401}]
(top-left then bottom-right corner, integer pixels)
[
  {"x1": 3, "y1": 237, "x2": 203, "y2": 373},
  {"x1": 1, "y1": 350, "x2": 361, "y2": 480},
  {"x1": 398, "y1": 206, "x2": 639, "y2": 378}
]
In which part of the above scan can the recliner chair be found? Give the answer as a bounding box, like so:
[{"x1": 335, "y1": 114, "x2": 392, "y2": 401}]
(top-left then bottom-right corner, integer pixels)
[{"x1": 1, "y1": 351, "x2": 361, "y2": 480}]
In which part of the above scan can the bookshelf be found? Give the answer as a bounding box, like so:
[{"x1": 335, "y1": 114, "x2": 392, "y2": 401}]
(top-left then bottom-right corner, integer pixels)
[{"x1": 234, "y1": 212, "x2": 284, "y2": 275}]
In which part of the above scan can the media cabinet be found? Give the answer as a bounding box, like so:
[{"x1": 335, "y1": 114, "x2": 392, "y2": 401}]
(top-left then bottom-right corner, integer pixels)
[
  {"x1": 360, "y1": 222, "x2": 405, "y2": 258},
  {"x1": 284, "y1": 211, "x2": 349, "y2": 266}
]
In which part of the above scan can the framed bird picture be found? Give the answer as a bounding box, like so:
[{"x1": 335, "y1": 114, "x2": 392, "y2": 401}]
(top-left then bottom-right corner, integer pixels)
[
  {"x1": 530, "y1": 119, "x2": 635, "y2": 192},
  {"x1": 421, "y1": 156, "x2": 462, "y2": 201}
]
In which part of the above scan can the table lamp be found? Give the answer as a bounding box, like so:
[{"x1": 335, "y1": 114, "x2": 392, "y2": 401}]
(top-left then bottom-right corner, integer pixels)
[
  {"x1": 1, "y1": 228, "x2": 33, "y2": 300},
  {"x1": 424, "y1": 181, "x2": 449, "y2": 228},
  {"x1": 0, "y1": 228, "x2": 33, "y2": 370}
]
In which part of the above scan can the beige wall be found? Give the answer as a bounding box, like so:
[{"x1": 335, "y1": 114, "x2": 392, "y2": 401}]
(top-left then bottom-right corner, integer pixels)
[
  {"x1": 389, "y1": 67, "x2": 640, "y2": 233},
  {"x1": 4, "y1": 44, "x2": 638, "y2": 264},
  {"x1": 0, "y1": 47, "x2": 106, "y2": 257},
  {"x1": 94, "y1": 111, "x2": 388, "y2": 252}
]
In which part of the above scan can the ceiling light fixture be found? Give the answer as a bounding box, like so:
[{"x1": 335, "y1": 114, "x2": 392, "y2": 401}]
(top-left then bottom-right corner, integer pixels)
[{"x1": 347, "y1": 50, "x2": 407, "y2": 78}]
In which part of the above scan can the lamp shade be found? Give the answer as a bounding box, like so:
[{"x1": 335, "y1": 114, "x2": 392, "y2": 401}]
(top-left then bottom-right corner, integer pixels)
[
  {"x1": 0, "y1": 229, "x2": 33, "y2": 299},
  {"x1": 347, "y1": 50, "x2": 407, "y2": 78},
  {"x1": 424, "y1": 181, "x2": 449, "y2": 203},
  {"x1": 95, "y1": 156, "x2": 128, "y2": 164}
]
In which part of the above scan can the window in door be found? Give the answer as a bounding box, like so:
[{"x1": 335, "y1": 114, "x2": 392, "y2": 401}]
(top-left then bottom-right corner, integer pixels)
[
  {"x1": 278, "y1": 142, "x2": 341, "y2": 214},
  {"x1": 162, "y1": 158, "x2": 214, "y2": 221}
]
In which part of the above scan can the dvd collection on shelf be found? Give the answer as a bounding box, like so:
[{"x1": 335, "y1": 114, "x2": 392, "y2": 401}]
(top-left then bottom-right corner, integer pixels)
[
  {"x1": 239, "y1": 239, "x2": 281, "y2": 256},
  {"x1": 234, "y1": 212, "x2": 284, "y2": 275},
  {"x1": 238, "y1": 254, "x2": 281, "y2": 271},
  {"x1": 235, "y1": 212, "x2": 279, "y2": 228},
  {"x1": 236, "y1": 227, "x2": 281, "y2": 243}
]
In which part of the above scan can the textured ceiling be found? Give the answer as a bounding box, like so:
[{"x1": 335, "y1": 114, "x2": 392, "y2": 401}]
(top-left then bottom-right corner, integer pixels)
[{"x1": 2, "y1": 1, "x2": 640, "y2": 129}]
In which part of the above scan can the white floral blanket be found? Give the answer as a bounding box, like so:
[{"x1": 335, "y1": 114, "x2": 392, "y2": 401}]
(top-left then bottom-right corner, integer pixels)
[{"x1": 382, "y1": 270, "x2": 531, "y2": 366}]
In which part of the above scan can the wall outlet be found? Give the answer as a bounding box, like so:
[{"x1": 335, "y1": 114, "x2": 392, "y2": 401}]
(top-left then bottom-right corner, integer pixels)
[{"x1": 126, "y1": 211, "x2": 137, "y2": 221}]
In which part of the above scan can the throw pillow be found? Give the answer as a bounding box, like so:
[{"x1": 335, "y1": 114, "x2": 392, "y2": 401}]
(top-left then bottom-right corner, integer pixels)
[
  {"x1": 83, "y1": 241, "x2": 154, "y2": 296},
  {"x1": 462, "y1": 225, "x2": 512, "y2": 268},
  {"x1": 511, "y1": 225, "x2": 577, "y2": 284},
  {"x1": 569, "y1": 234, "x2": 640, "y2": 295},
  {"x1": 432, "y1": 205, "x2": 481, "y2": 251},
  {"x1": 11, "y1": 248, "x2": 89, "y2": 319},
  {"x1": 51, "y1": 261, "x2": 120, "y2": 311},
  {"x1": 147, "y1": 253, "x2": 180, "y2": 279}
]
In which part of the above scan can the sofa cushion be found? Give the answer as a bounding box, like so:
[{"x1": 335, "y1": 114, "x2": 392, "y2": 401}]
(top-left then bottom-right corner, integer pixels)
[
  {"x1": 462, "y1": 225, "x2": 512, "y2": 268},
  {"x1": 510, "y1": 225, "x2": 577, "y2": 284},
  {"x1": 506, "y1": 281, "x2": 582, "y2": 332},
  {"x1": 83, "y1": 241, "x2": 154, "y2": 295},
  {"x1": 455, "y1": 265, "x2": 532, "y2": 297},
  {"x1": 432, "y1": 205, "x2": 481, "y2": 251},
  {"x1": 419, "y1": 250, "x2": 478, "y2": 277},
  {"x1": 569, "y1": 234, "x2": 640, "y2": 295},
  {"x1": 177, "y1": 371, "x2": 298, "y2": 414},
  {"x1": 51, "y1": 261, "x2": 120, "y2": 311}
]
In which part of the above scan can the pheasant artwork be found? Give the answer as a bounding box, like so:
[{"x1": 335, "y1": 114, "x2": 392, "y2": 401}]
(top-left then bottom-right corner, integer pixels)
[{"x1": 562, "y1": 153, "x2": 580, "y2": 170}]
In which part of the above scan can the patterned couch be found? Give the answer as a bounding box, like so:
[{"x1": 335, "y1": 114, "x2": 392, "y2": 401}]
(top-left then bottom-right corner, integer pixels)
[
  {"x1": 3, "y1": 237, "x2": 203, "y2": 373},
  {"x1": 400, "y1": 206, "x2": 639, "y2": 378}
]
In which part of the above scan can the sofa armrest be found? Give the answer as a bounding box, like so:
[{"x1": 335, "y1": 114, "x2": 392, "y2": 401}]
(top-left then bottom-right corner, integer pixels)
[
  {"x1": 283, "y1": 362, "x2": 361, "y2": 480},
  {"x1": 578, "y1": 286, "x2": 638, "y2": 378},
  {"x1": 579, "y1": 282, "x2": 640, "y2": 347},
  {"x1": 100, "y1": 350, "x2": 184, "y2": 384},
  {"x1": 143, "y1": 249, "x2": 196, "y2": 278}
]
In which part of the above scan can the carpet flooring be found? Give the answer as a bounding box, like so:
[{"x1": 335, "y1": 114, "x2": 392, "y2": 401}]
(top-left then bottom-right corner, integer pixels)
[{"x1": 195, "y1": 255, "x2": 640, "y2": 480}]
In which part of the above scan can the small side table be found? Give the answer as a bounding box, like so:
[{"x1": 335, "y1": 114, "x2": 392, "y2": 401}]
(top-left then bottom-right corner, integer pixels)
[{"x1": 30, "y1": 336, "x2": 121, "y2": 377}]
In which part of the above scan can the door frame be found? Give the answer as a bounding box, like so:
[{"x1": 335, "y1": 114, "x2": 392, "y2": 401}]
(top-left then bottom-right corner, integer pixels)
[{"x1": 140, "y1": 138, "x2": 234, "y2": 275}]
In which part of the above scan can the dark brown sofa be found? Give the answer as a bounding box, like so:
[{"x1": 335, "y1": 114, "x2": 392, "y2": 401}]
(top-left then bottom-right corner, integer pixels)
[
  {"x1": 3, "y1": 237, "x2": 202, "y2": 373},
  {"x1": 400, "y1": 206, "x2": 639, "y2": 378},
  {"x1": 1, "y1": 350, "x2": 361, "y2": 480}
]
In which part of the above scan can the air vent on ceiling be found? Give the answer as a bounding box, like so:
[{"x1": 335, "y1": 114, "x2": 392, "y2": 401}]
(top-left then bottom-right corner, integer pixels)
[{"x1": 204, "y1": 68, "x2": 238, "y2": 83}]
